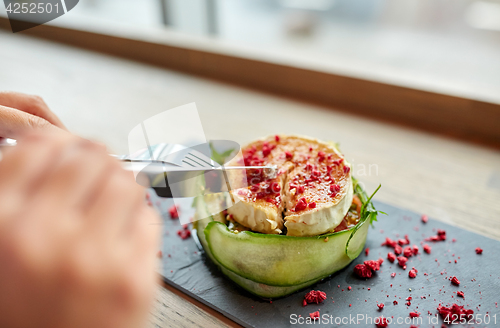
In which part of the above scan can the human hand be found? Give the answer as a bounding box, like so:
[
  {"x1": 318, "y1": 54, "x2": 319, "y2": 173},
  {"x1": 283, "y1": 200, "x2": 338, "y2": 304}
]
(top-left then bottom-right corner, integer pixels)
[
  {"x1": 0, "y1": 130, "x2": 160, "y2": 328},
  {"x1": 0, "y1": 91, "x2": 67, "y2": 139}
]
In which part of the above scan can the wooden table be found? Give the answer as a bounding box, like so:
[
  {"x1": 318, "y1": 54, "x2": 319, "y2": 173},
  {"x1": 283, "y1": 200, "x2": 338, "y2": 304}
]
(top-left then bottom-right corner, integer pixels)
[{"x1": 1, "y1": 30, "x2": 500, "y2": 328}]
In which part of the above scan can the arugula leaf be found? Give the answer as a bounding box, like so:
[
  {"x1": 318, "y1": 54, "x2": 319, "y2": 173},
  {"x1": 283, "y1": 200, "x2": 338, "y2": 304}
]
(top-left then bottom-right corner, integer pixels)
[
  {"x1": 352, "y1": 177, "x2": 383, "y2": 225},
  {"x1": 209, "y1": 142, "x2": 235, "y2": 165},
  {"x1": 345, "y1": 177, "x2": 382, "y2": 256}
]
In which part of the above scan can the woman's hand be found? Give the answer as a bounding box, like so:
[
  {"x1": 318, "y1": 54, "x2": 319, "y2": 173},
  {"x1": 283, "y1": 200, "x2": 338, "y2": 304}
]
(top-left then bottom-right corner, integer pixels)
[
  {"x1": 0, "y1": 130, "x2": 160, "y2": 328},
  {"x1": 0, "y1": 91, "x2": 67, "y2": 138}
]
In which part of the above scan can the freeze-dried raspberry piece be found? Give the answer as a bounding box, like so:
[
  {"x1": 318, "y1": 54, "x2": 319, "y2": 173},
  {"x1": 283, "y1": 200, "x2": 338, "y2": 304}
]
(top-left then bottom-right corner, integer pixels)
[
  {"x1": 381, "y1": 237, "x2": 397, "y2": 248},
  {"x1": 364, "y1": 260, "x2": 381, "y2": 271},
  {"x1": 475, "y1": 247, "x2": 483, "y2": 254},
  {"x1": 377, "y1": 303, "x2": 384, "y2": 310},
  {"x1": 412, "y1": 245, "x2": 419, "y2": 255},
  {"x1": 394, "y1": 244, "x2": 403, "y2": 255},
  {"x1": 177, "y1": 228, "x2": 191, "y2": 240},
  {"x1": 375, "y1": 316, "x2": 388, "y2": 328},
  {"x1": 397, "y1": 256, "x2": 408, "y2": 268},
  {"x1": 398, "y1": 238, "x2": 409, "y2": 246},
  {"x1": 425, "y1": 229, "x2": 446, "y2": 242},
  {"x1": 451, "y1": 276, "x2": 460, "y2": 286},
  {"x1": 354, "y1": 264, "x2": 373, "y2": 278},
  {"x1": 457, "y1": 291, "x2": 464, "y2": 298},
  {"x1": 309, "y1": 311, "x2": 320, "y2": 320},
  {"x1": 423, "y1": 244, "x2": 431, "y2": 254},
  {"x1": 421, "y1": 214, "x2": 428, "y2": 223},
  {"x1": 387, "y1": 252, "x2": 396, "y2": 263},
  {"x1": 303, "y1": 290, "x2": 327, "y2": 305},
  {"x1": 409, "y1": 269, "x2": 417, "y2": 278},
  {"x1": 169, "y1": 204, "x2": 180, "y2": 219},
  {"x1": 409, "y1": 312, "x2": 420, "y2": 318},
  {"x1": 437, "y1": 304, "x2": 473, "y2": 319},
  {"x1": 403, "y1": 246, "x2": 413, "y2": 258}
]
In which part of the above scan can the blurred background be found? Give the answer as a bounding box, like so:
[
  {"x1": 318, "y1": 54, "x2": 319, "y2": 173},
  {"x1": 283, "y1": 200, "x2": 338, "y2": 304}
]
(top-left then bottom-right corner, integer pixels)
[{"x1": 45, "y1": 0, "x2": 500, "y2": 100}]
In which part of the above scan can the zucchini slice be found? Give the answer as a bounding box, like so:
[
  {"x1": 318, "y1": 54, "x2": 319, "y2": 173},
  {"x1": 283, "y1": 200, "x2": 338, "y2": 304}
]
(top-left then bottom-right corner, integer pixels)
[{"x1": 205, "y1": 220, "x2": 368, "y2": 286}]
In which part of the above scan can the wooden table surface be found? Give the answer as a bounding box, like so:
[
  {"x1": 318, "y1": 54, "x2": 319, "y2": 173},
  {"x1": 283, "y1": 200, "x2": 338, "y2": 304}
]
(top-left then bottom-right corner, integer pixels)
[{"x1": 1, "y1": 30, "x2": 500, "y2": 328}]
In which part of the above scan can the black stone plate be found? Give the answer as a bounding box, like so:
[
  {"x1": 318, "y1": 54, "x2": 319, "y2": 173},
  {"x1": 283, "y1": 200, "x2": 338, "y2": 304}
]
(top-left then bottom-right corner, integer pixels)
[{"x1": 152, "y1": 193, "x2": 500, "y2": 328}]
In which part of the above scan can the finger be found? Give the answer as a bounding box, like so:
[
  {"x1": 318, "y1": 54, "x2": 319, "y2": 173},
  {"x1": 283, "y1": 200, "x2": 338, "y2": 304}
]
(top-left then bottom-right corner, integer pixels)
[
  {"x1": 30, "y1": 139, "x2": 118, "y2": 213},
  {"x1": 86, "y1": 167, "x2": 146, "y2": 239},
  {"x1": 131, "y1": 206, "x2": 161, "y2": 266},
  {"x1": 0, "y1": 92, "x2": 67, "y2": 130},
  {"x1": 0, "y1": 105, "x2": 60, "y2": 139},
  {"x1": 0, "y1": 131, "x2": 76, "y2": 219},
  {"x1": 122, "y1": 206, "x2": 160, "y2": 322}
]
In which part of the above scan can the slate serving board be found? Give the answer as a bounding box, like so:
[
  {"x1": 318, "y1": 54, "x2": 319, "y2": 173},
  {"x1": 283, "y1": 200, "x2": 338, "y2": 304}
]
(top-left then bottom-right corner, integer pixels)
[{"x1": 152, "y1": 193, "x2": 500, "y2": 327}]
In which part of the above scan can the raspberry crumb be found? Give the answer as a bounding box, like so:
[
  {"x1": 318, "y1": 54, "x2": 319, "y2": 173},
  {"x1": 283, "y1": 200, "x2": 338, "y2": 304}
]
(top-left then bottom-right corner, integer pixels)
[
  {"x1": 303, "y1": 290, "x2": 327, "y2": 306},
  {"x1": 451, "y1": 276, "x2": 460, "y2": 286},
  {"x1": 387, "y1": 252, "x2": 396, "y2": 262},
  {"x1": 377, "y1": 303, "x2": 384, "y2": 310},
  {"x1": 309, "y1": 311, "x2": 320, "y2": 320},
  {"x1": 177, "y1": 228, "x2": 191, "y2": 240},
  {"x1": 348, "y1": 286, "x2": 352, "y2": 291},
  {"x1": 394, "y1": 245, "x2": 403, "y2": 255},
  {"x1": 403, "y1": 246, "x2": 413, "y2": 258},
  {"x1": 375, "y1": 316, "x2": 388, "y2": 328},
  {"x1": 457, "y1": 291, "x2": 464, "y2": 298},
  {"x1": 423, "y1": 244, "x2": 431, "y2": 254},
  {"x1": 354, "y1": 264, "x2": 373, "y2": 278},
  {"x1": 437, "y1": 304, "x2": 473, "y2": 319},
  {"x1": 391, "y1": 272, "x2": 396, "y2": 278},
  {"x1": 169, "y1": 205, "x2": 180, "y2": 219},
  {"x1": 398, "y1": 238, "x2": 409, "y2": 246},
  {"x1": 475, "y1": 247, "x2": 483, "y2": 254},
  {"x1": 409, "y1": 269, "x2": 417, "y2": 278},
  {"x1": 381, "y1": 237, "x2": 397, "y2": 248},
  {"x1": 397, "y1": 256, "x2": 408, "y2": 268},
  {"x1": 425, "y1": 229, "x2": 446, "y2": 242},
  {"x1": 364, "y1": 260, "x2": 381, "y2": 271},
  {"x1": 365, "y1": 247, "x2": 370, "y2": 256},
  {"x1": 409, "y1": 311, "x2": 420, "y2": 318},
  {"x1": 421, "y1": 214, "x2": 428, "y2": 223}
]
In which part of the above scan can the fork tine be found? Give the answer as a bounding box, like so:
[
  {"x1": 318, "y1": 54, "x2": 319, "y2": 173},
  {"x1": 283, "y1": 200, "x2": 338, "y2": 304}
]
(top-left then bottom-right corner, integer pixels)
[
  {"x1": 183, "y1": 156, "x2": 205, "y2": 167},
  {"x1": 186, "y1": 152, "x2": 213, "y2": 167}
]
